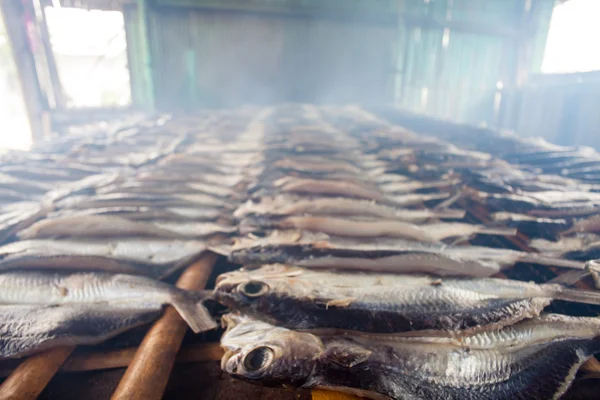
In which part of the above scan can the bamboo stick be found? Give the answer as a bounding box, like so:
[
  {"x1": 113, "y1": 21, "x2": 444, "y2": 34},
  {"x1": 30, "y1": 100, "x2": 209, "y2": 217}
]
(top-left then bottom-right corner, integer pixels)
[
  {"x1": 0, "y1": 347, "x2": 75, "y2": 400},
  {"x1": 110, "y1": 251, "x2": 218, "y2": 400}
]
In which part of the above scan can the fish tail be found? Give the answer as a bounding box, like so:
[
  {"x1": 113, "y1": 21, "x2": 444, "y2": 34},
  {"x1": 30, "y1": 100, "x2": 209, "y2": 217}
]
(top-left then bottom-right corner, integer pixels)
[
  {"x1": 551, "y1": 286, "x2": 600, "y2": 306},
  {"x1": 208, "y1": 244, "x2": 232, "y2": 256},
  {"x1": 171, "y1": 290, "x2": 218, "y2": 333},
  {"x1": 475, "y1": 226, "x2": 518, "y2": 237}
]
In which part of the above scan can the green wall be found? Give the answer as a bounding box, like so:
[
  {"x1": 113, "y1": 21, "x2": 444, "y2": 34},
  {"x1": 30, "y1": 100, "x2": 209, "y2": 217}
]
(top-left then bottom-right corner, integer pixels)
[{"x1": 124, "y1": 0, "x2": 555, "y2": 126}]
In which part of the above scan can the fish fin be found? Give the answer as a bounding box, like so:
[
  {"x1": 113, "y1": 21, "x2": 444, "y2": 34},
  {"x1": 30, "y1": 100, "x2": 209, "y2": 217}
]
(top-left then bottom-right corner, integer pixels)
[
  {"x1": 323, "y1": 343, "x2": 372, "y2": 368},
  {"x1": 444, "y1": 235, "x2": 472, "y2": 248},
  {"x1": 171, "y1": 291, "x2": 218, "y2": 333},
  {"x1": 209, "y1": 244, "x2": 232, "y2": 256},
  {"x1": 551, "y1": 285, "x2": 600, "y2": 306}
]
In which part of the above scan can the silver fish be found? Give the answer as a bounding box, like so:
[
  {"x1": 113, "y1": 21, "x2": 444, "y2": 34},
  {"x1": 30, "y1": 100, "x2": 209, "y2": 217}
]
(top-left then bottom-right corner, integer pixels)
[
  {"x1": 273, "y1": 177, "x2": 385, "y2": 201},
  {"x1": 234, "y1": 196, "x2": 465, "y2": 222},
  {"x1": 0, "y1": 304, "x2": 161, "y2": 358},
  {"x1": 0, "y1": 238, "x2": 207, "y2": 278},
  {"x1": 18, "y1": 215, "x2": 234, "y2": 240},
  {"x1": 220, "y1": 313, "x2": 600, "y2": 400},
  {"x1": 56, "y1": 192, "x2": 229, "y2": 210},
  {"x1": 228, "y1": 230, "x2": 584, "y2": 277},
  {"x1": 214, "y1": 264, "x2": 600, "y2": 334},
  {"x1": 241, "y1": 216, "x2": 515, "y2": 242},
  {"x1": 379, "y1": 179, "x2": 459, "y2": 194},
  {"x1": 95, "y1": 181, "x2": 236, "y2": 199},
  {"x1": 0, "y1": 271, "x2": 216, "y2": 333},
  {"x1": 46, "y1": 206, "x2": 223, "y2": 222}
]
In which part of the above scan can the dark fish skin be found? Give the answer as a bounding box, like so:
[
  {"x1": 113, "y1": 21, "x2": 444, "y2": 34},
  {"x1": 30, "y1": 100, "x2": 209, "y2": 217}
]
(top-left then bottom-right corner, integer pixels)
[
  {"x1": 494, "y1": 216, "x2": 571, "y2": 240},
  {"x1": 0, "y1": 305, "x2": 161, "y2": 359},
  {"x1": 221, "y1": 314, "x2": 600, "y2": 400},
  {"x1": 214, "y1": 265, "x2": 600, "y2": 335},
  {"x1": 227, "y1": 235, "x2": 583, "y2": 277}
]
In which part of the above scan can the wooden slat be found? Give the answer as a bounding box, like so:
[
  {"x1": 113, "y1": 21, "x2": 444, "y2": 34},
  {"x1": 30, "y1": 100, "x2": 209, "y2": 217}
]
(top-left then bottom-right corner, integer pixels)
[
  {"x1": 66, "y1": 342, "x2": 223, "y2": 374},
  {"x1": 111, "y1": 251, "x2": 218, "y2": 400},
  {"x1": 311, "y1": 389, "x2": 362, "y2": 400},
  {"x1": 0, "y1": 347, "x2": 75, "y2": 400},
  {"x1": 0, "y1": 343, "x2": 224, "y2": 378}
]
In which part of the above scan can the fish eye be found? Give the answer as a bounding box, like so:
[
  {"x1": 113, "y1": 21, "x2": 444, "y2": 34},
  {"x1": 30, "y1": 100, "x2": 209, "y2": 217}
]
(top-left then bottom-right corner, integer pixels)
[
  {"x1": 239, "y1": 280, "x2": 269, "y2": 298},
  {"x1": 243, "y1": 346, "x2": 274, "y2": 372}
]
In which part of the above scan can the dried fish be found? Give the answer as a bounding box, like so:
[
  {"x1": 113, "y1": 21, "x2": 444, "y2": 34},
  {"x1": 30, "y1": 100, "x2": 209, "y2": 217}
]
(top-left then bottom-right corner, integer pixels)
[
  {"x1": 215, "y1": 265, "x2": 600, "y2": 334},
  {"x1": 379, "y1": 179, "x2": 458, "y2": 194},
  {"x1": 0, "y1": 305, "x2": 161, "y2": 359},
  {"x1": 56, "y1": 192, "x2": 230, "y2": 210},
  {"x1": 274, "y1": 177, "x2": 384, "y2": 201},
  {"x1": 234, "y1": 196, "x2": 465, "y2": 221},
  {"x1": 228, "y1": 231, "x2": 583, "y2": 277},
  {"x1": 17, "y1": 215, "x2": 233, "y2": 240},
  {"x1": 0, "y1": 238, "x2": 207, "y2": 278},
  {"x1": 47, "y1": 206, "x2": 223, "y2": 222},
  {"x1": 564, "y1": 215, "x2": 600, "y2": 235},
  {"x1": 0, "y1": 271, "x2": 216, "y2": 333},
  {"x1": 220, "y1": 313, "x2": 600, "y2": 400}
]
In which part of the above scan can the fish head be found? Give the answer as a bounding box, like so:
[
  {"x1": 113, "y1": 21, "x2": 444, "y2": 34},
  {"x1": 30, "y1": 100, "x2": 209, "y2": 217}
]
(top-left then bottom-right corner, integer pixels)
[
  {"x1": 214, "y1": 264, "x2": 309, "y2": 316},
  {"x1": 221, "y1": 313, "x2": 322, "y2": 387}
]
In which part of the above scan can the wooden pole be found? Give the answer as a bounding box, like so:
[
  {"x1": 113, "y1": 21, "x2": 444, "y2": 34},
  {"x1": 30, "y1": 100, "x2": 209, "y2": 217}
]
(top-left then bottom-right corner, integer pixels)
[
  {"x1": 0, "y1": 347, "x2": 75, "y2": 400},
  {"x1": 111, "y1": 251, "x2": 217, "y2": 400},
  {"x1": 0, "y1": 0, "x2": 47, "y2": 141}
]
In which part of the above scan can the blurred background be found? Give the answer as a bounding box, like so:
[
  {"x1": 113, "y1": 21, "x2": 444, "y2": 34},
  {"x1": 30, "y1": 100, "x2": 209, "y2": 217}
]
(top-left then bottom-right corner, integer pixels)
[{"x1": 1, "y1": 0, "x2": 598, "y2": 150}]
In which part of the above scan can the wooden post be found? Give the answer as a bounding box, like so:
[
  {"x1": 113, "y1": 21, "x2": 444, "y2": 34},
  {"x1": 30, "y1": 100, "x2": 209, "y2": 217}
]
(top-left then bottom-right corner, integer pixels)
[
  {"x1": 0, "y1": 0, "x2": 47, "y2": 141},
  {"x1": 111, "y1": 251, "x2": 217, "y2": 400},
  {"x1": 39, "y1": 5, "x2": 66, "y2": 109}
]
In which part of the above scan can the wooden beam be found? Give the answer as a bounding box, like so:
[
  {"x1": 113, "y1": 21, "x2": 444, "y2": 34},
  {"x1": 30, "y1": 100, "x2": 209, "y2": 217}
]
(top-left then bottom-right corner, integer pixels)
[{"x1": 0, "y1": 0, "x2": 48, "y2": 141}]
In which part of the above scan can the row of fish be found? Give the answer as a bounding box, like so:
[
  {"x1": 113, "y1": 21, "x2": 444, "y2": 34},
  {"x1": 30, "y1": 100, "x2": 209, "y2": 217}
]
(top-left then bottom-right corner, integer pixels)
[
  {"x1": 214, "y1": 105, "x2": 600, "y2": 399},
  {"x1": 361, "y1": 106, "x2": 600, "y2": 258},
  {"x1": 0, "y1": 110, "x2": 274, "y2": 358}
]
